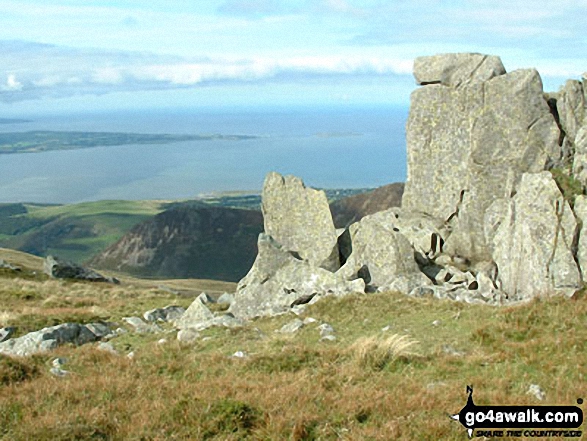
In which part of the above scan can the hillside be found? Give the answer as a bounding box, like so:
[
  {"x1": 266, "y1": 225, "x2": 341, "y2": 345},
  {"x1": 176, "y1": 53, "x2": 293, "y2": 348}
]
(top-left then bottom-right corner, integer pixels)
[
  {"x1": 0, "y1": 200, "x2": 166, "y2": 264},
  {"x1": 0, "y1": 248, "x2": 585, "y2": 439},
  {"x1": 91, "y1": 205, "x2": 264, "y2": 282},
  {"x1": 329, "y1": 182, "x2": 404, "y2": 228}
]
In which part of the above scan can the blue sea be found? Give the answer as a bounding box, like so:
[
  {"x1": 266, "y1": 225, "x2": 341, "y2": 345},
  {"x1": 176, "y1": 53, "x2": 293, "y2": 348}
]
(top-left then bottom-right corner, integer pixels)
[{"x1": 0, "y1": 105, "x2": 408, "y2": 203}]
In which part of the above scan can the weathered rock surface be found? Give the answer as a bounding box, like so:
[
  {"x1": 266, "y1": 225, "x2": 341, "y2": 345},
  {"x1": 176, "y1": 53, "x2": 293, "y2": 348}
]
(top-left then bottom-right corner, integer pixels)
[
  {"x1": 572, "y1": 126, "x2": 587, "y2": 189},
  {"x1": 123, "y1": 317, "x2": 162, "y2": 334},
  {"x1": 413, "y1": 53, "x2": 506, "y2": 87},
  {"x1": 0, "y1": 322, "x2": 111, "y2": 357},
  {"x1": 404, "y1": 55, "x2": 560, "y2": 263},
  {"x1": 143, "y1": 305, "x2": 186, "y2": 323},
  {"x1": 229, "y1": 233, "x2": 364, "y2": 319},
  {"x1": 489, "y1": 172, "x2": 581, "y2": 300},
  {"x1": 44, "y1": 255, "x2": 119, "y2": 284},
  {"x1": 557, "y1": 79, "x2": 585, "y2": 144},
  {"x1": 336, "y1": 210, "x2": 429, "y2": 293},
  {"x1": 174, "y1": 297, "x2": 214, "y2": 330},
  {"x1": 217, "y1": 293, "x2": 235, "y2": 305},
  {"x1": 0, "y1": 327, "x2": 16, "y2": 342},
  {"x1": 572, "y1": 195, "x2": 587, "y2": 278},
  {"x1": 262, "y1": 172, "x2": 339, "y2": 270},
  {"x1": 0, "y1": 259, "x2": 21, "y2": 272}
]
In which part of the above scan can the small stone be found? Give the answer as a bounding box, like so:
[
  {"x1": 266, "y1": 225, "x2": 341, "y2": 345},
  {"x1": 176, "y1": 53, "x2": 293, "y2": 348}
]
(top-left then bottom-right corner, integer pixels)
[
  {"x1": 123, "y1": 317, "x2": 162, "y2": 334},
  {"x1": 157, "y1": 338, "x2": 168, "y2": 345},
  {"x1": 127, "y1": 351, "x2": 135, "y2": 360},
  {"x1": 97, "y1": 342, "x2": 118, "y2": 355},
  {"x1": 318, "y1": 323, "x2": 334, "y2": 337},
  {"x1": 432, "y1": 320, "x2": 441, "y2": 327},
  {"x1": 303, "y1": 317, "x2": 318, "y2": 325},
  {"x1": 52, "y1": 357, "x2": 67, "y2": 368},
  {"x1": 320, "y1": 335, "x2": 337, "y2": 342},
  {"x1": 381, "y1": 325, "x2": 391, "y2": 332},
  {"x1": 231, "y1": 350, "x2": 247, "y2": 358},
  {"x1": 527, "y1": 384, "x2": 546, "y2": 401},
  {"x1": 442, "y1": 345, "x2": 465, "y2": 356},
  {"x1": 0, "y1": 327, "x2": 15, "y2": 343},
  {"x1": 50, "y1": 367, "x2": 70, "y2": 377},
  {"x1": 279, "y1": 319, "x2": 304, "y2": 334},
  {"x1": 177, "y1": 329, "x2": 199, "y2": 344}
]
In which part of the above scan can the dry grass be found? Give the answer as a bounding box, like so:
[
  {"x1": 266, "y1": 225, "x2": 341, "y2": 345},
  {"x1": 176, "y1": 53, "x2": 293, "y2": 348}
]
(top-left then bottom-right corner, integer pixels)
[
  {"x1": 1, "y1": 264, "x2": 587, "y2": 439},
  {"x1": 350, "y1": 334, "x2": 420, "y2": 370}
]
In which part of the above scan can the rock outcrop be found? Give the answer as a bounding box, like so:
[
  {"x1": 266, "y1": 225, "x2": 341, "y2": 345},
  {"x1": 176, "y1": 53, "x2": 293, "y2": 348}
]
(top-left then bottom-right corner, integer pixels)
[{"x1": 44, "y1": 255, "x2": 119, "y2": 284}]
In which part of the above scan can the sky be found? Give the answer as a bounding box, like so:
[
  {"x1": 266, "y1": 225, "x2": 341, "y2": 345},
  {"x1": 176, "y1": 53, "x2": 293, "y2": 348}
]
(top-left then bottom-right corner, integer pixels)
[{"x1": 1, "y1": 0, "x2": 586, "y2": 115}]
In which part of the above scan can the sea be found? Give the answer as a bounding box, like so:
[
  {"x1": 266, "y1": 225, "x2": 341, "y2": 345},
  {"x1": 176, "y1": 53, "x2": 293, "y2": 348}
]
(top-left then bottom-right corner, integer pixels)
[{"x1": 0, "y1": 105, "x2": 408, "y2": 204}]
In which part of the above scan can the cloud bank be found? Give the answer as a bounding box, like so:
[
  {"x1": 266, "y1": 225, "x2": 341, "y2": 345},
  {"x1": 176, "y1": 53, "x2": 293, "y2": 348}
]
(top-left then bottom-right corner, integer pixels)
[{"x1": 0, "y1": 40, "x2": 413, "y2": 103}]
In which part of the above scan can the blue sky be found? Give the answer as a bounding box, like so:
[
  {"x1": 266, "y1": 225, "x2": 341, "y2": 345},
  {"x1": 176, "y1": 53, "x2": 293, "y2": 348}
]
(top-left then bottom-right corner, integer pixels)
[{"x1": 1, "y1": 0, "x2": 586, "y2": 115}]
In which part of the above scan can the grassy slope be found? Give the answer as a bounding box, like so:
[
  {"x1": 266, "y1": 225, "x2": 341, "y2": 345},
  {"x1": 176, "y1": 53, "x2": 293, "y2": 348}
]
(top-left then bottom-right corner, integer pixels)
[
  {"x1": 0, "y1": 250, "x2": 585, "y2": 440},
  {"x1": 0, "y1": 200, "x2": 167, "y2": 263}
]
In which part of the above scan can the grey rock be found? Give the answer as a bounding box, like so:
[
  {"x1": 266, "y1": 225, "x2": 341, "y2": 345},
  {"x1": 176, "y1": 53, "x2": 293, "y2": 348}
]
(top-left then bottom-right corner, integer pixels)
[
  {"x1": 231, "y1": 350, "x2": 247, "y2": 358},
  {"x1": 0, "y1": 323, "x2": 108, "y2": 357},
  {"x1": 217, "y1": 293, "x2": 235, "y2": 305},
  {"x1": 336, "y1": 210, "x2": 429, "y2": 293},
  {"x1": 0, "y1": 327, "x2": 15, "y2": 342},
  {"x1": 279, "y1": 319, "x2": 304, "y2": 334},
  {"x1": 573, "y1": 195, "x2": 587, "y2": 279},
  {"x1": 413, "y1": 53, "x2": 506, "y2": 87},
  {"x1": 127, "y1": 351, "x2": 135, "y2": 360},
  {"x1": 143, "y1": 305, "x2": 186, "y2": 323},
  {"x1": 261, "y1": 172, "x2": 339, "y2": 270},
  {"x1": 230, "y1": 233, "x2": 364, "y2": 319},
  {"x1": 527, "y1": 384, "x2": 546, "y2": 401},
  {"x1": 84, "y1": 322, "x2": 112, "y2": 339},
  {"x1": 404, "y1": 61, "x2": 560, "y2": 263},
  {"x1": 557, "y1": 79, "x2": 585, "y2": 144},
  {"x1": 123, "y1": 317, "x2": 162, "y2": 334},
  {"x1": 177, "y1": 329, "x2": 200, "y2": 344},
  {"x1": 197, "y1": 292, "x2": 214, "y2": 304},
  {"x1": 318, "y1": 323, "x2": 334, "y2": 338},
  {"x1": 52, "y1": 357, "x2": 67, "y2": 368},
  {"x1": 44, "y1": 255, "x2": 119, "y2": 284},
  {"x1": 174, "y1": 297, "x2": 214, "y2": 330},
  {"x1": 572, "y1": 127, "x2": 587, "y2": 189},
  {"x1": 489, "y1": 172, "x2": 581, "y2": 300},
  {"x1": 50, "y1": 367, "x2": 70, "y2": 377},
  {"x1": 320, "y1": 335, "x2": 337, "y2": 342},
  {"x1": 0, "y1": 259, "x2": 21, "y2": 272},
  {"x1": 97, "y1": 342, "x2": 118, "y2": 355},
  {"x1": 157, "y1": 338, "x2": 168, "y2": 345},
  {"x1": 303, "y1": 317, "x2": 318, "y2": 325}
]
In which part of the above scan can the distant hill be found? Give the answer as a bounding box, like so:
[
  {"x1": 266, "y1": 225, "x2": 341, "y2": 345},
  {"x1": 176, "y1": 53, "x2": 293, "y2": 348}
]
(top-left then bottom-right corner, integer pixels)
[
  {"x1": 91, "y1": 205, "x2": 264, "y2": 282},
  {"x1": 329, "y1": 183, "x2": 404, "y2": 228}
]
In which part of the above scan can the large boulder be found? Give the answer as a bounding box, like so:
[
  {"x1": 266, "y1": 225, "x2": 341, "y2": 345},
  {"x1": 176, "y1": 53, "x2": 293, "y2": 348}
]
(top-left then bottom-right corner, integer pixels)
[
  {"x1": 557, "y1": 79, "x2": 585, "y2": 144},
  {"x1": 572, "y1": 195, "x2": 587, "y2": 279},
  {"x1": 488, "y1": 172, "x2": 581, "y2": 300},
  {"x1": 403, "y1": 54, "x2": 561, "y2": 263},
  {"x1": 336, "y1": 210, "x2": 430, "y2": 293},
  {"x1": 44, "y1": 256, "x2": 119, "y2": 284},
  {"x1": 413, "y1": 53, "x2": 506, "y2": 87},
  {"x1": 229, "y1": 233, "x2": 364, "y2": 319},
  {"x1": 261, "y1": 172, "x2": 339, "y2": 270},
  {"x1": 0, "y1": 322, "x2": 111, "y2": 357},
  {"x1": 572, "y1": 127, "x2": 587, "y2": 189}
]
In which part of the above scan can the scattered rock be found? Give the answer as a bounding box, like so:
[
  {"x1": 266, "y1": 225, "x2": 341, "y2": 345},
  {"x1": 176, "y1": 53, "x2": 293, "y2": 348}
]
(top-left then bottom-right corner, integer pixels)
[
  {"x1": 127, "y1": 351, "x2": 135, "y2": 360},
  {"x1": 303, "y1": 317, "x2": 318, "y2": 325},
  {"x1": 442, "y1": 345, "x2": 465, "y2": 356},
  {"x1": 197, "y1": 292, "x2": 214, "y2": 304},
  {"x1": 320, "y1": 335, "x2": 337, "y2": 342},
  {"x1": 0, "y1": 259, "x2": 21, "y2": 272},
  {"x1": 177, "y1": 329, "x2": 200, "y2": 344},
  {"x1": 97, "y1": 342, "x2": 118, "y2": 355},
  {"x1": 318, "y1": 323, "x2": 335, "y2": 338},
  {"x1": 52, "y1": 357, "x2": 67, "y2": 368},
  {"x1": 50, "y1": 367, "x2": 70, "y2": 377},
  {"x1": 0, "y1": 327, "x2": 15, "y2": 343},
  {"x1": 381, "y1": 325, "x2": 391, "y2": 332},
  {"x1": 527, "y1": 384, "x2": 546, "y2": 401},
  {"x1": 157, "y1": 338, "x2": 168, "y2": 345},
  {"x1": 174, "y1": 297, "x2": 215, "y2": 330},
  {"x1": 143, "y1": 305, "x2": 186, "y2": 323},
  {"x1": 279, "y1": 319, "x2": 304, "y2": 334},
  {"x1": 231, "y1": 350, "x2": 247, "y2": 358},
  {"x1": 432, "y1": 320, "x2": 441, "y2": 327},
  {"x1": 0, "y1": 323, "x2": 112, "y2": 357},
  {"x1": 217, "y1": 293, "x2": 234, "y2": 305},
  {"x1": 43, "y1": 255, "x2": 119, "y2": 284},
  {"x1": 123, "y1": 317, "x2": 162, "y2": 334}
]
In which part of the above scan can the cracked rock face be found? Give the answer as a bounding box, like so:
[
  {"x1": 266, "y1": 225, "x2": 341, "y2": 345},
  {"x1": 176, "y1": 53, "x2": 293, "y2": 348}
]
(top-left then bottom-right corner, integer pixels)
[
  {"x1": 489, "y1": 172, "x2": 581, "y2": 300},
  {"x1": 262, "y1": 172, "x2": 339, "y2": 270},
  {"x1": 403, "y1": 54, "x2": 560, "y2": 263}
]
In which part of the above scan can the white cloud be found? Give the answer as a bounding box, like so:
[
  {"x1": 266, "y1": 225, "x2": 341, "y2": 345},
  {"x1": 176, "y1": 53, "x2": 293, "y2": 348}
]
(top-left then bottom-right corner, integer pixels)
[{"x1": 1, "y1": 74, "x2": 23, "y2": 91}]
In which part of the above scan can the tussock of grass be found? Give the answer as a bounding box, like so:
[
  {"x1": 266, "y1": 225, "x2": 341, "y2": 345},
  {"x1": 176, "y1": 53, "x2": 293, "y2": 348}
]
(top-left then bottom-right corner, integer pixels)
[{"x1": 350, "y1": 334, "x2": 420, "y2": 370}]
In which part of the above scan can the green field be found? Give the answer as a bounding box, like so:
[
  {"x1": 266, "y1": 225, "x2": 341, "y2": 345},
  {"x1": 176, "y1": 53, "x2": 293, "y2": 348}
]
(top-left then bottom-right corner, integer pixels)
[{"x1": 0, "y1": 200, "x2": 167, "y2": 263}]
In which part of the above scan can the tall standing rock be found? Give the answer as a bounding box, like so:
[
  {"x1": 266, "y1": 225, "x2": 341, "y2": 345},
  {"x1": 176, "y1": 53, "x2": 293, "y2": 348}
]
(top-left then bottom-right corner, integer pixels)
[
  {"x1": 262, "y1": 172, "x2": 339, "y2": 270},
  {"x1": 403, "y1": 53, "x2": 561, "y2": 263},
  {"x1": 488, "y1": 172, "x2": 581, "y2": 300}
]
